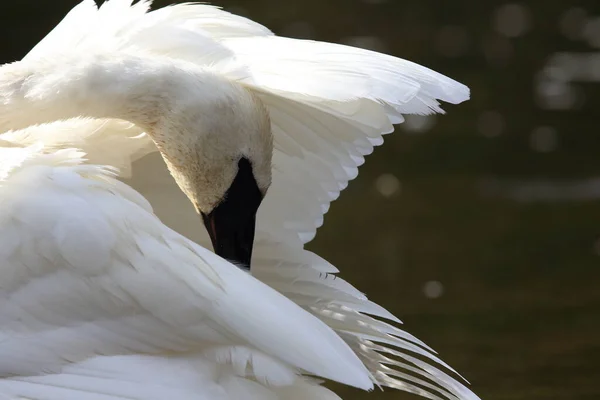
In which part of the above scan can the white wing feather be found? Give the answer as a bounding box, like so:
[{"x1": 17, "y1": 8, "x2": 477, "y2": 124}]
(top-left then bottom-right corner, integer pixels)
[
  {"x1": 0, "y1": 1, "x2": 477, "y2": 399},
  {"x1": 0, "y1": 354, "x2": 341, "y2": 400},
  {"x1": 0, "y1": 146, "x2": 372, "y2": 392}
]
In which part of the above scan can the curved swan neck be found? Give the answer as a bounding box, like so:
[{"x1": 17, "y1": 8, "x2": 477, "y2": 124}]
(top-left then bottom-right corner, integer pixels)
[
  {"x1": 0, "y1": 52, "x2": 273, "y2": 214},
  {"x1": 0, "y1": 53, "x2": 223, "y2": 132}
]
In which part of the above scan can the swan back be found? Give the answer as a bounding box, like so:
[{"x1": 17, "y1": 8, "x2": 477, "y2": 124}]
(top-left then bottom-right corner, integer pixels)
[{"x1": 0, "y1": 143, "x2": 374, "y2": 390}]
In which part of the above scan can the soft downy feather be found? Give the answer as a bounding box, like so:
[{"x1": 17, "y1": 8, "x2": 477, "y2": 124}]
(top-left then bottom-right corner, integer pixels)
[
  {"x1": 0, "y1": 353, "x2": 340, "y2": 400},
  {"x1": 0, "y1": 1, "x2": 476, "y2": 399},
  {"x1": 0, "y1": 145, "x2": 375, "y2": 399},
  {"x1": 0, "y1": 119, "x2": 149, "y2": 177}
]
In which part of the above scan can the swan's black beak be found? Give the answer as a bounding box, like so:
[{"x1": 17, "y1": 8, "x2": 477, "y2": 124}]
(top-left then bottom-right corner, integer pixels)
[{"x1": 201, "y1": 158, "x2": 263, "y2": 271}]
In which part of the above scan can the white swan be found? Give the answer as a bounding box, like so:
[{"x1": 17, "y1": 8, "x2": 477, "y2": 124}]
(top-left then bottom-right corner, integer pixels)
[{"x1": 0, "y1": 1, "x2": 475, "y2": 399}]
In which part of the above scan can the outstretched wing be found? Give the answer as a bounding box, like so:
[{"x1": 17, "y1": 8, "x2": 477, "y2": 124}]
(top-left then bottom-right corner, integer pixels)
[
  {"x1": 0, "y1": 145, "x2": 372, "y2": 390},
  {"x1": 226, "y1": 36, "x2": 468, "y2": 243}
]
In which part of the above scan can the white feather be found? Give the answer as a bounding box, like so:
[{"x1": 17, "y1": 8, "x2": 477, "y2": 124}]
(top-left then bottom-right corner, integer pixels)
[
  {"x1": 0, "y1": 1, "x2": 476, "y2": 399},
  {"x1": 0, "y1": 145, "x2": 373, "y2": 394}
]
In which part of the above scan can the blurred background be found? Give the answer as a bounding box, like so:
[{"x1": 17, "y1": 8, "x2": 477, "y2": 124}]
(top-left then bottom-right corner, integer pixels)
[{"x1": 1, "y1": 0, "x2": 599, "y2": 399}]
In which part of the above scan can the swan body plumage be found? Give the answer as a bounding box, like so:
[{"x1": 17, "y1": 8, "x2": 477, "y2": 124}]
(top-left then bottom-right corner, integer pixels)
[{"x1": 0, "y1": 1, "x2": 476, "y2": 399}]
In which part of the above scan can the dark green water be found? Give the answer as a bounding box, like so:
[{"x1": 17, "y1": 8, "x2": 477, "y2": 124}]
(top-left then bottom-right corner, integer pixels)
[{"x1": 1, "y1": 1, "x2": 599, "y2": 399}]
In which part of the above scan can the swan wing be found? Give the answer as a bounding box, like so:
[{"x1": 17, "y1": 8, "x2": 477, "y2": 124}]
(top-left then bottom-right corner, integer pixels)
[
  {"x1": 24, "y1": 0, "x2": 271, "y2": 63},
  {"x1": 0, "y1": 354, "x2": 345, "y2": 400},
  {"x1": 220, "y1": 35, "x2": 469, "y2": 243},
  {"x1": 224, "y1": 36, "x2": 475, "y2": 400},
  {"x1": 0, "y1": 145, "x2": 372, "y2": 391}
]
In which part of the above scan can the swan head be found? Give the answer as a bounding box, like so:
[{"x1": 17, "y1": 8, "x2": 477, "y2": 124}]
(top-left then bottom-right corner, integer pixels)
[{"x1": 146, "y1": 79, "x2": 272, "y2": 270}]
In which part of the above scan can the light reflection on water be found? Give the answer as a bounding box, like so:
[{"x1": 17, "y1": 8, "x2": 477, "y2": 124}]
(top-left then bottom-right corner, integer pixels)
[{"x1": 479, "y1": 177, "x2": 600, "y2": 202}]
